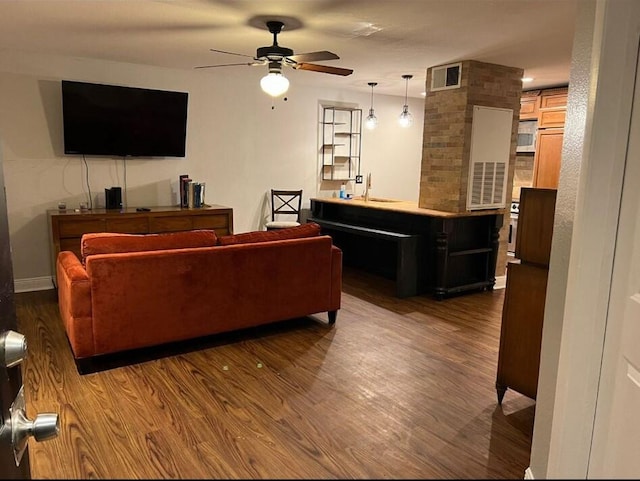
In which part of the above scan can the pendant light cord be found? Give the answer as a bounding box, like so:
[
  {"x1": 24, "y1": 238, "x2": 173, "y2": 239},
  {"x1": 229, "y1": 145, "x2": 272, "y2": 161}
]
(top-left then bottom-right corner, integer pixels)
[
  {"x1": 404, "y1": 76, "x2": 409, "y2": 106},
  {"x1": 367, "y1": 82, "x2": 378, "y2": 110}
]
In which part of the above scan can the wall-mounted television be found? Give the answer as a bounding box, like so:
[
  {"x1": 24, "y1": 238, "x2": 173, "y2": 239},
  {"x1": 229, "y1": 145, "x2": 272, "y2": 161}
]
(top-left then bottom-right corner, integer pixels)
[{"x1": 61, "y1": 80, "x2": 188, "y2": 157}]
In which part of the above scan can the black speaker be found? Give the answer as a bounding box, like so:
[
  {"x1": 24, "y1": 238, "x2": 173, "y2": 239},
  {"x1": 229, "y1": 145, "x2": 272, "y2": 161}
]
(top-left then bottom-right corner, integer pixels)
[{"x1": 105, "y1": 187, "x2": 122, "y2": 210}]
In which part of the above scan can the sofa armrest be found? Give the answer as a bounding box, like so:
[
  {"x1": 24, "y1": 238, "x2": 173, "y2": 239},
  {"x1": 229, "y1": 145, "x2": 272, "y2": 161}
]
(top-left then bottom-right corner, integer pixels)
[{"x1": 56, "y1": 251, "x2": 94, "y2": 358}]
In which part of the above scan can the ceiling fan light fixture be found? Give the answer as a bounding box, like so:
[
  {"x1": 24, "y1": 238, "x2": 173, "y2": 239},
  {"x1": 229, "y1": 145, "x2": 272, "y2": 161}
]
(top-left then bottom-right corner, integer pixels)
[
  {"x1": 398, "y1": 74, "x2": 413, "y2": 128},
  {"x1": 365, "y1": 82, "x2": 378, "y2": 130},
  {"x1": 260, "y1": 62, "x2": 289, "y2": 97}
]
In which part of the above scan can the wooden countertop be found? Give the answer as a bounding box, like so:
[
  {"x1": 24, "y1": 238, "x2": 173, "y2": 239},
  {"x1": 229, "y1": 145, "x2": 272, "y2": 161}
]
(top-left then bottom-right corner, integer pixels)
[{"x1": 310, "y1": 197, "x2": 506, "y2": 218}]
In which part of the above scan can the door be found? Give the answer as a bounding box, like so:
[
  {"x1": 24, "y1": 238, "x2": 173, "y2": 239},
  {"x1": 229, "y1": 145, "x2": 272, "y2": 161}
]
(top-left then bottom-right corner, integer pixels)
[
  {"x1": 588, "y1": 42, "x2": 640, "y2": 477},
  {"x1": 0, "y1": 142, "x2": 29, "y2": 478},
  {"x1": 0, "y1": 146, "x2": 58, "y2": 479}
]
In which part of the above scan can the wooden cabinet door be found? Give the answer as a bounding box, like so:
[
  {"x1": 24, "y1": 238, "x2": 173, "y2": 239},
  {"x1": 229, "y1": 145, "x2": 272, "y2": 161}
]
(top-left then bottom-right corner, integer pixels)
[
  {"x1": 533, "y1": 128, "x2": 564, "y2": 189},
  {"x1": 515, "y1": 188, "x2": 557, "y2": 266},
  {"x1": 540, "y1": 91, "x2": 568, "y2": 109},
  {"x1": 520, "y1": 95, "x2": 540, "y2": 120},
  {"x1": 539, "y1": 108, "x2": 566, "y2": 128},
  {"x1": 496, "y1": 262, "x2": 549, "y2": 401}
]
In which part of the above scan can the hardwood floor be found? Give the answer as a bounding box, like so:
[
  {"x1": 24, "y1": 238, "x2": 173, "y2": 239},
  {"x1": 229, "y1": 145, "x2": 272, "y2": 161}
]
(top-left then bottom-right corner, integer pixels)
[{"x1": 17, "y1": 267, "x2": 534, "y2": 479}]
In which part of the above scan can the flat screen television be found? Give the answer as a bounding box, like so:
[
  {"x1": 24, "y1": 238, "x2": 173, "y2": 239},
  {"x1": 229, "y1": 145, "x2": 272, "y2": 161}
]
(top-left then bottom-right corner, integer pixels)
[{"x1": 61, "y1": 80, "x2": 188, "y2": 157}]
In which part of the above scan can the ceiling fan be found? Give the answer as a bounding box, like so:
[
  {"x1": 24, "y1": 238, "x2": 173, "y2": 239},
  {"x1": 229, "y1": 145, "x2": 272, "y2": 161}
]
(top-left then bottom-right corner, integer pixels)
[{"x1": 195, "y1": 20, "x2": 353, "y2": 97}]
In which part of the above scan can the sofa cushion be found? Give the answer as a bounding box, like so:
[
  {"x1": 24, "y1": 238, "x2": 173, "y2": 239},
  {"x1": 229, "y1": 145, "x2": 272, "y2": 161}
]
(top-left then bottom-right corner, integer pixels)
[
  {"x1": 81, "y1": 230, "x2": 218, "y2": 265},
  {"x1": 218, "y1": 222, "x2": 321, "y2": 246}
]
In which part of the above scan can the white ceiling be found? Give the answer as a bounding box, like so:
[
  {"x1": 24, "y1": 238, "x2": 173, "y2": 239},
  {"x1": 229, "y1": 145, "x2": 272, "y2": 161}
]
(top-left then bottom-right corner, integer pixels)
[{"x1": 0, "y1": 0, "x2": 579, "y2": 98}]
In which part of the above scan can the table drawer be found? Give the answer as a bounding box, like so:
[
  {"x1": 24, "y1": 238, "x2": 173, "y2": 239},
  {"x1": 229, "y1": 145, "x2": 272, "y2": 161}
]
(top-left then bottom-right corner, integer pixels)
[
  {"x1": 148, "y1": 216, "x2": 193, "y2": 232},
  {"x1": 106, "y1": 217, "x2": 149, "y2": 233},
  {"x1": 58, "y1": 218, "x2": 106, "y2": 237},
  {"x1": 60, "y1": 238, "x2": 82, "y2": 260},
  {"x1": 192, "y1": 214, "x2": 229, "y2": 230}
]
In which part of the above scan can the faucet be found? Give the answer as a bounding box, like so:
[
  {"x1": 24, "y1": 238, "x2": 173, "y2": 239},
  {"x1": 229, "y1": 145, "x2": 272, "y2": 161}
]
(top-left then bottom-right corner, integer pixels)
[{"x1": 364, "y1": 173, "x2": 371, "y2": 202}]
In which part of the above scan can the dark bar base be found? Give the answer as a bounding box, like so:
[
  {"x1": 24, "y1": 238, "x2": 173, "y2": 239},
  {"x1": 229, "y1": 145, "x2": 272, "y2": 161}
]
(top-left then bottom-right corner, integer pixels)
[{"x1": 310, "y1": 199, "x2": 503, "y2": 300}]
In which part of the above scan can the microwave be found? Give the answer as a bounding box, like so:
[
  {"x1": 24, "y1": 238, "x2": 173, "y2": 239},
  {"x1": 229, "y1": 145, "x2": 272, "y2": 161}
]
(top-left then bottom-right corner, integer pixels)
[{"x1": 517, "y1": 120, "x2": 537, "y2": 153}]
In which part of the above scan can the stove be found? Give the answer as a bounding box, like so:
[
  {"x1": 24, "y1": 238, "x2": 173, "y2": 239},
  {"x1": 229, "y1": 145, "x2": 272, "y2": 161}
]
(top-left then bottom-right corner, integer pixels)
[{"x1": 508, "y1": 201, "x2": 519, "y2": 254}]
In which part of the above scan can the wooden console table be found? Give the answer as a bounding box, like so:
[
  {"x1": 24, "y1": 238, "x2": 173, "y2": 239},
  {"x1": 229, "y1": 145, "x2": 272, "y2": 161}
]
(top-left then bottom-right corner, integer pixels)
[
  {"x1": 309, "y1": 197, "x2": 503, "y2": 299},
  {"x1": 48, "y1": 205, "x2": 233, "y2": 286}
]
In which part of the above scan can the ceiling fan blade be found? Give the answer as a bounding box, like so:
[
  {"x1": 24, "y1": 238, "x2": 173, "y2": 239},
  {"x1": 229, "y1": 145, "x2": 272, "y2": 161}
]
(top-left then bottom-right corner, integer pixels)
[
  {"x1": 194, "y1": 62, "x2": 260, "y2": 69},
  {"x1": 295, "y1": 63, "x2": 354, "y2": 76},
  {"x1": 287, "y1": 51, "x2": 340, "y2": 63},
  {"x1": 209, "y1": 48, "x2": 254, "y2": 58}
]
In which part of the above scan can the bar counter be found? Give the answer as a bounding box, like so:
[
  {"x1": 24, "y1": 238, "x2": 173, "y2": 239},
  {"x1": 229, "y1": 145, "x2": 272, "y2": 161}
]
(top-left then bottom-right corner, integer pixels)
[
  {"x1": 311, "y1": 196, "x2": 506, "y2": 218},
  {"x1": 309, "y1": 196, "x2": 504, "y2": 299}
]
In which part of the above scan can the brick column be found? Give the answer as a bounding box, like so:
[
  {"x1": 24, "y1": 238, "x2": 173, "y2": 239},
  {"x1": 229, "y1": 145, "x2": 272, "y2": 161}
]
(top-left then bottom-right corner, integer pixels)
[
  {"x1": 419, "y1": 60, "x2": 523, "y2": 276},
  {"x1": 419, "y1": 60, "x2": 523, "y2": 212}
]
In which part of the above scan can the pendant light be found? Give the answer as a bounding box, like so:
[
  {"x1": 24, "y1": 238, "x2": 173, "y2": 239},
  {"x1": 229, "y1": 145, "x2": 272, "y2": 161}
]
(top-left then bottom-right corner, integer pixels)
[
  {"x1": 398, "y1": 74, "x2": 413, "y2": 128},
  {"x1": 260, "y1": 61, "x2": 290, "y2": 97},
  {"x1": 365, "y1": 82, "x2": 378, "y2": 130}
]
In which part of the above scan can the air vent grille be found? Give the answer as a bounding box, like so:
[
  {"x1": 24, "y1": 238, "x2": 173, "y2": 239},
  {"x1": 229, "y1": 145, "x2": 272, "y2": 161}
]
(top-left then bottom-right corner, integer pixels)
[
  {"x1": 470, "y1": 161, "x2": 506, "y2": 207},
  {"x1": 430, "y1": 62, "x2": 462, "y2": 91}
]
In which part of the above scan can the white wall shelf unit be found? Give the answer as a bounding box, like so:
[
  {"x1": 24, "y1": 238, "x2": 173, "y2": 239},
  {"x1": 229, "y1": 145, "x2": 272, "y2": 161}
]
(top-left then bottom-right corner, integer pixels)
[{"x1": 321, "y1": 106, "x2": 362, "y2": 181}]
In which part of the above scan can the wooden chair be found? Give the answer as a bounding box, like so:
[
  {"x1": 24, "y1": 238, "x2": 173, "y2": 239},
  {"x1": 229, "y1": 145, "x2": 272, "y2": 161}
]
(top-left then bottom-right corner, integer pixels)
[{"x1": 265, "y1": 189, "x2": 303, "y2": 230}]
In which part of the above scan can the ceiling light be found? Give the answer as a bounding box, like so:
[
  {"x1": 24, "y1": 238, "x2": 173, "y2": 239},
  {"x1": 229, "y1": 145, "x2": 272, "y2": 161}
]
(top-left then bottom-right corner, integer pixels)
[
  {"x1": 522, "y1": 77, "x2": 534, "y2": 83},
  {"x1": 365, "y1": 82, "x2": 378, "y2": 130},
  {"x1": 398, "y1": 74, "x2": 413, "y2": 128},
  {"x1": 260, "y1": 61, "x2": 289, "y2": 97}
]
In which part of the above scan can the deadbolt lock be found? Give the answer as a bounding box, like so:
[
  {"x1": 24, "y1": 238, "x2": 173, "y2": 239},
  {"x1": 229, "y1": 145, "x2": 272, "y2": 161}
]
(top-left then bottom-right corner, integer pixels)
[{"x1": 0, "y1": 330, "x2": 27, "y2": 368}]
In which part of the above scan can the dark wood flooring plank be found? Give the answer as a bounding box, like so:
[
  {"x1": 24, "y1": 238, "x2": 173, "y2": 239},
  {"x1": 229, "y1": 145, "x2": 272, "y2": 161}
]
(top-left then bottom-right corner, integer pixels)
[{"x1": 16, "y1": 268, "x2": 534, "y2": 479}]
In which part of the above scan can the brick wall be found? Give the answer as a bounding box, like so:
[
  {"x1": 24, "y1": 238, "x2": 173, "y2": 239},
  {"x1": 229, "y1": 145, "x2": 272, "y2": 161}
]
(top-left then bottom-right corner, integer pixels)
[
  {"x1": 419, "y1": 60, "x2": 523, "y2": 212},
  {"x1": 419, "y1": 60, "x2": 524, "y2": 275}
]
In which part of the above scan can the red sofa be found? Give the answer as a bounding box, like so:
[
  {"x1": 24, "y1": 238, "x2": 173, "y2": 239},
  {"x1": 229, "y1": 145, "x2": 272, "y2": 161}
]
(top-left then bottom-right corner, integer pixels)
[{"x1": 56, "y1": 223, "x2": 342, "y2": 366}]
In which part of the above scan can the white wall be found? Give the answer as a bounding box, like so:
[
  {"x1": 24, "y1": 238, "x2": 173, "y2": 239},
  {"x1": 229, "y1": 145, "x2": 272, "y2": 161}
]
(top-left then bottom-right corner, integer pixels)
[
  {"x1": 530, "y1": 0, "x2": 640, "y2": 477},
  {"x1": 0, "y1": 50, "x2": 423, "y2": 287}
]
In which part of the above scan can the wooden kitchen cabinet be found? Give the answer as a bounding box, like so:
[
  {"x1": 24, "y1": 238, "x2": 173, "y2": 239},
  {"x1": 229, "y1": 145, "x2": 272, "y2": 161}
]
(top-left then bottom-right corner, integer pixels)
[
  {"x1": 520, "y1": 93, "x2": 541, "y2": 120},
  {"x1": 533, "y1": 128, "x2": 564, "y2": 189},
  {"x1": 538, "y1": 108, "x2": 566, "y2": 128},
  {"x1": 534, "y1": 87, "x2": 567, "y2": 189},
  {"x1": 540, "y1": 89, "x2": 568, "y2": 109},
  {"x1": 496, "y1": 187, "x2": 556, "y2": 403}
]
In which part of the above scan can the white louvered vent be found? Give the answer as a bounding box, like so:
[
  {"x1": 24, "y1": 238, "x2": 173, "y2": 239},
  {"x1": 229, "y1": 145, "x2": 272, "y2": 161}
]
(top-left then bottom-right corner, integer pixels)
[
  {"x1": 467, "y1": 105, "x2": 512, "y2": 210},
  {"x1": 430, "y1": 62, "x2": 462, "y2": 92}
]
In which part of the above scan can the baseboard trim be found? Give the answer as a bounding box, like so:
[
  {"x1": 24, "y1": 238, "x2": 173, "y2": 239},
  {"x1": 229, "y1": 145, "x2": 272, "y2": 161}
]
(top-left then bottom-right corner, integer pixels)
[
  {"x1": 494, "y1": 275, "x2": 506, "y2": 290},
  {"x1": 524, "y1": 467, "x2": 534, "y2": 479},
  {"x1": 14, "y1": 276, "x2": 54, "y2": 293}
]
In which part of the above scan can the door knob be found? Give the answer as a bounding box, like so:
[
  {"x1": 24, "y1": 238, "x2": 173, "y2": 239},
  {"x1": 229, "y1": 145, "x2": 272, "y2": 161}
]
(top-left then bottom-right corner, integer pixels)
[
  {"x1": 0, "y1": 330, "x2": 27, "y2": 367},
  {"x1": 1, "y1": 386, "x2": 59, "y2": 466}
]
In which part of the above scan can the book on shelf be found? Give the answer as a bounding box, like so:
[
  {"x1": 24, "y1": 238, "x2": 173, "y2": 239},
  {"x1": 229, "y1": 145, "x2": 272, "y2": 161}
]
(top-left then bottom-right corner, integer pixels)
[
  {"x1": 187, "y1": 182, "x2": 195, "y2": 208},
  {"x1": 179, "y1": 174, "x2": 190, "y2": 208},
  {"x1": 179, "y1": 175, "x2": 207, "y2": 209},
  {"x1": 193, "y1": 183, "x2": 202, "y2": 208}
]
